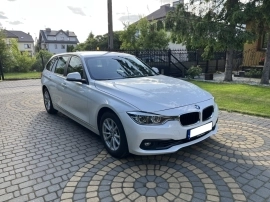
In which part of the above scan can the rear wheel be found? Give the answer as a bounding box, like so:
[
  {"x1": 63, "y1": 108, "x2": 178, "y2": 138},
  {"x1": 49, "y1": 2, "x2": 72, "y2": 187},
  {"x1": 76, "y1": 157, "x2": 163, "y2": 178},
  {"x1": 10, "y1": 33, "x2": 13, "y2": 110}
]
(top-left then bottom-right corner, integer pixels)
[
  {"x1": 43, "y1": 88, "x2": 58, "y2": 114},
  {"x1": 100, "y1": 112, "x2": 129, "y2": 158}
]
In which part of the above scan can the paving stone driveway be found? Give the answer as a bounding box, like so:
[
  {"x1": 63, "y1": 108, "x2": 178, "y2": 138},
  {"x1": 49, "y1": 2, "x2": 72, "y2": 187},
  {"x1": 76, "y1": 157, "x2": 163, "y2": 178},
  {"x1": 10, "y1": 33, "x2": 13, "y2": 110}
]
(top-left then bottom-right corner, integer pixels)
[{"x1": 0, "y1": 79, "x2": 270, "y2": 202}]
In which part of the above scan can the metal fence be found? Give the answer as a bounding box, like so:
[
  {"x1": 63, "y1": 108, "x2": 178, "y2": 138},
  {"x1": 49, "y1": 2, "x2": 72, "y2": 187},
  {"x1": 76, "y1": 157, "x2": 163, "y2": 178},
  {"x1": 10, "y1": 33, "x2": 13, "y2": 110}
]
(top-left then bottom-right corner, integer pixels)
[{"x1": 112, "y1": 49, "x2": 243, "y2": 77}]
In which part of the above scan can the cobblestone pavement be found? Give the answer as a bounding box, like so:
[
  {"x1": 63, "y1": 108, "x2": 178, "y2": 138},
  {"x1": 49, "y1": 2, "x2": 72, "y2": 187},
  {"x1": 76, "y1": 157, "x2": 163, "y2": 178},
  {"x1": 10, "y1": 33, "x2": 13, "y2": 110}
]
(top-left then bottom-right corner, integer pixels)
[{"x1": 0, "y1": 79, "x2": 270, "y2": 202}]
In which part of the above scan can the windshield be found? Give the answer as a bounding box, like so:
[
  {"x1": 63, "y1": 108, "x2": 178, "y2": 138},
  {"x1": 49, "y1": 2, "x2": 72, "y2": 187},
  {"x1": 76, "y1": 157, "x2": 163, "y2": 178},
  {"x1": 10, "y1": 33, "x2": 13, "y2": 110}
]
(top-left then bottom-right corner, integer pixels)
[{"x1": 84, "y1": 55, "x2": 157, "y2": 80}]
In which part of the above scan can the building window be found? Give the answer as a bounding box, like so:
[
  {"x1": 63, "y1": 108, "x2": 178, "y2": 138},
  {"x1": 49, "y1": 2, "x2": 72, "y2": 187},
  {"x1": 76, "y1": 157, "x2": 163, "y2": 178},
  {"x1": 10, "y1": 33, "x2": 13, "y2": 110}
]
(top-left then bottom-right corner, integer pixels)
[
  {"x1": 61, "y1": 45, "x2": 65, "y2": 49},
  {"x1": 24, "y1": 44, "x2": 31, "y2": 49},
  {"x1": 61, "y1": 37, "x2": 64, "y2": 40},
  {"x1": 55, "y1": 44, "x2": 57, "y2": 49}
]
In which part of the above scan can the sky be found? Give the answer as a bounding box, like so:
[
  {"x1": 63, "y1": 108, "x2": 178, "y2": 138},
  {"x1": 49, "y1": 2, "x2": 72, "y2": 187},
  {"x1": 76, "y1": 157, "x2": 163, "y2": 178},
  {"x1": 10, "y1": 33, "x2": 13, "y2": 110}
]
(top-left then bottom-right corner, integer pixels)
[{"x1": 0, "y1": 0, "x2": 177, "y2": 43}]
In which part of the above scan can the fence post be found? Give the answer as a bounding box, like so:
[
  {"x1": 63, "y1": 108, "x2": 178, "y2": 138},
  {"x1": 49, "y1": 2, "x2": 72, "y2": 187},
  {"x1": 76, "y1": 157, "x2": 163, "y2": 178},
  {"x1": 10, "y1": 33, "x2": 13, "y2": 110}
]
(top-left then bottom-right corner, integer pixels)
[
  {"x1": 205, "y1": 60, "x2": 209, "y2": 73},
  {"x1": 135, "y1": 50, "x2": 139, "y2": 58},
  {"x1": 196, "y1": 49, "x2": 199, "y2": 66},
  {"x1": 168, "y1": 49, "x2": 171, "y2": 75}
]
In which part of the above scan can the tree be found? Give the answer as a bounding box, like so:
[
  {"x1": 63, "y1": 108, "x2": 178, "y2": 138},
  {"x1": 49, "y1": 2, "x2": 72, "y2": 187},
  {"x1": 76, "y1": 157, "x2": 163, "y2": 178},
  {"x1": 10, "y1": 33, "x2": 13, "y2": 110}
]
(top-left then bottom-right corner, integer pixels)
[
  {"x1": 74, "y1": 31, "x2": 123, "y2": 51},
  {"x1": 32, "y1": 50, "x2": 53, "y2": 71},
  {"x1": 120, "y1": 17, "x2": 170, "y2": 50},
  {"x1": 67, "y1": 45, "x2": 75, "y2": 52},
  {"x1": 9, "y1": 39, "x2": 36, "y2": 72},
  {"x1": 166, "y1": 2, "x2": 255, "y2": 81},
  {"x1": 244, "y1": 0, "x2": 270, "y2": 84},
  {"x1": 0, "y1": 30, "x2": 12, "y2": 79}
]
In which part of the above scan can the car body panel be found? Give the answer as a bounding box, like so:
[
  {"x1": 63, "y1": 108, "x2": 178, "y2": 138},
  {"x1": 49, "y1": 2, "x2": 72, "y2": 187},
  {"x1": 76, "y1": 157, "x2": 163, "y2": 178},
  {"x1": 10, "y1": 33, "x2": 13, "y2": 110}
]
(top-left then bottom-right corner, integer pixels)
[{"x1": 41, "y1": 51, "x2": 219, "y2": 156}]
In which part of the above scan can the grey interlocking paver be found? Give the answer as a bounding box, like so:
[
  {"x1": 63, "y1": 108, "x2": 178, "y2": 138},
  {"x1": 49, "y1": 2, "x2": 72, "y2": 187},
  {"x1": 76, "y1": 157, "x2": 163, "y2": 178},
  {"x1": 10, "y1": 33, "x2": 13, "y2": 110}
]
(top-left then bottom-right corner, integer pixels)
[{"x1": 1, "y1": 79, "x2": 270, "y2": 201}]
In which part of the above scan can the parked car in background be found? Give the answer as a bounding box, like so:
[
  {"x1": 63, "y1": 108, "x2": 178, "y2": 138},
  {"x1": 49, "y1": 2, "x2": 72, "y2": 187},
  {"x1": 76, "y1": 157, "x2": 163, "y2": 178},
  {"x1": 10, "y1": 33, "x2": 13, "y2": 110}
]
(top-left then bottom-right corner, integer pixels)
[{"x1": 41, "y1": 51, "x2": 218, "y2": 158}]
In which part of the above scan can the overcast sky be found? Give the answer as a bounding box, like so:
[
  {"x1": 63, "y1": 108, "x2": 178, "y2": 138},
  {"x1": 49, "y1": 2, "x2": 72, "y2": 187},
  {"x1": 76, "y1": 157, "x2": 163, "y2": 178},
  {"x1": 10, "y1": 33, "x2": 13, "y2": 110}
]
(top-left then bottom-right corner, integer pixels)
[{"x1": 0, "y1": 0, "x2": 179, "y2": 43}]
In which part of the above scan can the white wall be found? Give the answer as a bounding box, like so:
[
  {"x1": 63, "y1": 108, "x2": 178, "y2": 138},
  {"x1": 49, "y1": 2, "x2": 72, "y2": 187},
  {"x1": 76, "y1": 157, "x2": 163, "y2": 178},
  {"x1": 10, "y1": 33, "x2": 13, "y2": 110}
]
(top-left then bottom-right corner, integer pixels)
[{"x1": 47, "y1": 43, "x2": 77, "y2": 54}]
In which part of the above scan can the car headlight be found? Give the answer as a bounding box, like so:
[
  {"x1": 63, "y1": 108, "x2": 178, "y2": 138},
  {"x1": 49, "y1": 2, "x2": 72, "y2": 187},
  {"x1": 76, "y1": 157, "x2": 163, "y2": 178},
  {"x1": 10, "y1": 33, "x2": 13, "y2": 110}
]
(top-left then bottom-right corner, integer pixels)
[{"x1": 127, "y1": 111, "x2": 176, "y2": 125}]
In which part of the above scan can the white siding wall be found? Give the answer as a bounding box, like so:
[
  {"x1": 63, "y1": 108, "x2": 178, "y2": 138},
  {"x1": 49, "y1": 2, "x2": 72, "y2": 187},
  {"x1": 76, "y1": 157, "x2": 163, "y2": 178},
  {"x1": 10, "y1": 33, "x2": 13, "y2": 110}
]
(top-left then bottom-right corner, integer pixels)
[
  {"x1": 18, "y1": 42, "x2": 34, "y2": 56},
  {"x1": 47, "y1": 43, "x2": 77, "y2": 54},
  {"x1": 56, "y1": 32, "x2": 70, "y2": 41},
  {"x1": 48, "y1": 36, "x2": 55, "y2": 40}
]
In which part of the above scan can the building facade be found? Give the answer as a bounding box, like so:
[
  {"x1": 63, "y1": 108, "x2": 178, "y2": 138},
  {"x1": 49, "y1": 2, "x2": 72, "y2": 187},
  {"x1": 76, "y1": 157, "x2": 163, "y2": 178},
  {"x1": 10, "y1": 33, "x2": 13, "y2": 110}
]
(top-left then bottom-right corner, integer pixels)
[
  {"x1": 38, "y1": 28, "x2": 79, "y2": 54},
  {"x1": 4, "y1": 30, "x2": 34, "y2": 56},
  {"x1": 146, "y1": 1, "x2": 186, "y2": 50}
]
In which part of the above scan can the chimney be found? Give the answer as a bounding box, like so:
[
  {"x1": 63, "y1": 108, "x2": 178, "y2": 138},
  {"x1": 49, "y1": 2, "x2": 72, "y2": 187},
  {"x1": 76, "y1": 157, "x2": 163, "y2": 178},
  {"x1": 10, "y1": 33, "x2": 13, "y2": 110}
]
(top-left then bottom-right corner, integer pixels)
[
  {"x1": 66, "y1": 30, "x2": 69, "y2": 35},
  {"x1": 45, "y1": 28, "x2": 51, "y2": 32}
]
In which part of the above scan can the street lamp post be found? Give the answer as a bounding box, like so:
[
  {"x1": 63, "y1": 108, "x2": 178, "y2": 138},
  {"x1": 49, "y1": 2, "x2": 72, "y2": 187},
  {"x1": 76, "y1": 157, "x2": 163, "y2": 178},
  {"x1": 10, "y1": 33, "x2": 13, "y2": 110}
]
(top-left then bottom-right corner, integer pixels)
[{"x1": 107, "y1": 0, "x2": 114, "y2": 50}]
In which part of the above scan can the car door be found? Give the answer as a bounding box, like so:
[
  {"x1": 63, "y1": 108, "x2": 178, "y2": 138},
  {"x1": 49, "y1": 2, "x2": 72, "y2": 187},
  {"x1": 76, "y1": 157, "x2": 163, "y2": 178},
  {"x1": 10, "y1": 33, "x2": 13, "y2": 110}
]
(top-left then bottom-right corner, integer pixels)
[
  {"x1": 42, "y1": 56, "x2": 58, "y2": 98},
  {"x1": 50, "y1": 55, "x2": 70, "y2": 110},
  {"x1": 62, "y1": 56, "x2": 90, "y2": 124}
]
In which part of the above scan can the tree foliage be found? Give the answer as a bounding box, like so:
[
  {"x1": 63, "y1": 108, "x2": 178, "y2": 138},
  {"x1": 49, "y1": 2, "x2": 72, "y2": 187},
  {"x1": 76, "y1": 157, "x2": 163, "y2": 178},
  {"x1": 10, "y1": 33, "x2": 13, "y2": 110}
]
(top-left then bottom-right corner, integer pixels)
[
  {"x1": 32, "y1": 50, "x2": 53, "y2": 71},
  {"x1": 166, "y1": 1, "x2": 256, "y2": 81},
  {"x1": 245, "y1": 0, "x2": 270, "y2": 84},
  {"x1": 120, "y1": 17, "x2": 170, "y2": 50},
  {"x1": 0, "y1": 30, "x2": 13, "y2": 75},
  {"x1": 75, "y1": 31, "x2": 122, "y2": 51},
  {"x1": 8, "y1": 39, "x2": 36, "y2": 72}
]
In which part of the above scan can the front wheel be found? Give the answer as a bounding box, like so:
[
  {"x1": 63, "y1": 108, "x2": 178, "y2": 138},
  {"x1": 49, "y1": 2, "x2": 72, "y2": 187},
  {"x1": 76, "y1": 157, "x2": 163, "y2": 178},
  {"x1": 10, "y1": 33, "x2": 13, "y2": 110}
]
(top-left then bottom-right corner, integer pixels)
[
  {"x1": 43, "y1": 88, "x2": 58, "y2": 114},
  {"x1": 100, "y1": 112, "x2": 129, "y2": 158}
]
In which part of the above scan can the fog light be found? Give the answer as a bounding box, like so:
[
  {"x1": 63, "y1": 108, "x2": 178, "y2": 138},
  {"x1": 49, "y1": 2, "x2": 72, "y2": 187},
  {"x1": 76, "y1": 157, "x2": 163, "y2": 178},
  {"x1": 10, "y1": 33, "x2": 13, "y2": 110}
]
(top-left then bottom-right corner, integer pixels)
[{"x1": 144, "y1": 142, "x2": 151, "y2": 147}]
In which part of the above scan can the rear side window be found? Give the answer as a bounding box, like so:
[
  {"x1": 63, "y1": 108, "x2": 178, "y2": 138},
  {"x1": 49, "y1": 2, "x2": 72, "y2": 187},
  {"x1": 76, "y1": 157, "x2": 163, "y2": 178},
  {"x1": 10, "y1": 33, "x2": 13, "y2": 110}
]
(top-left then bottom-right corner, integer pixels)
[
  {"x1": 46, "y1": 57, "x2": 57, "y2": 71},
  {"x1": 54, "y1": 56, "x2": 69, "y2": 76}
]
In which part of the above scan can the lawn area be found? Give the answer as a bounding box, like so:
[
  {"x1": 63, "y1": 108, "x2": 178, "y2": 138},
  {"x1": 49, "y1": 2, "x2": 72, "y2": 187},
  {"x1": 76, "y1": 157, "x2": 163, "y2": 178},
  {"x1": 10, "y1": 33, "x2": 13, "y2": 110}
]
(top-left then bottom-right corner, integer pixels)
[
  {"x1": 190, "y1": 81, "x2": 270, "y2": 118},
  {"x1": 3, "y1": 72, "x2": 41, "y2": 80}
]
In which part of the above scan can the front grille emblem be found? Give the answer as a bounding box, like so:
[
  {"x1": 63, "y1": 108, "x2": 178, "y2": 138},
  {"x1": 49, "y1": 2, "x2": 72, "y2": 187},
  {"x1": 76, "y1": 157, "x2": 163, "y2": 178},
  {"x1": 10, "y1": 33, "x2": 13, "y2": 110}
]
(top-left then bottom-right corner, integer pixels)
[{"x1": 195, "y1": 105, "x2": 200, "y2": 110}]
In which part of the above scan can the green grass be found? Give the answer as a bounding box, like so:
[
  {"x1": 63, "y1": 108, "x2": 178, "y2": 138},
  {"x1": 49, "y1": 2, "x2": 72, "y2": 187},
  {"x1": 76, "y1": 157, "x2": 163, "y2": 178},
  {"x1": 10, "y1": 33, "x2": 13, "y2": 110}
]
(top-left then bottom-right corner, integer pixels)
[
  {"x1": 3, "y1": 72, "x2": 41, "y2": 80},
  {"x1": 190, "y1": 81, "x2": 270, "y2": 118}
]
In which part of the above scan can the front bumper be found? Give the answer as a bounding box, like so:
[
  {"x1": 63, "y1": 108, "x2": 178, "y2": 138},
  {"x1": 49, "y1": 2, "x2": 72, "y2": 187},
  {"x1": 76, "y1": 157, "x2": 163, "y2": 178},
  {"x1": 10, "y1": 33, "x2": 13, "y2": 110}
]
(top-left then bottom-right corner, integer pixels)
[{"x1": 119, "y1": 102, "x2": 219, "y2": 155}]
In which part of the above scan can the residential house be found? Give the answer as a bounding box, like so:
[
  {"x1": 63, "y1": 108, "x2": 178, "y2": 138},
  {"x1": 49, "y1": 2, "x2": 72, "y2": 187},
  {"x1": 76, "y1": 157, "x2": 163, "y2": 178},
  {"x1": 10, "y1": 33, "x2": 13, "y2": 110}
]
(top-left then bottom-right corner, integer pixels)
[
  {"x1": 242, "y1": 22, "x2": 266, "y2": 67},
  {"x1": 4, "y1": 30, "x2": 34, "y2": 56},
  {"x1": 38, "y1": 28, "x2": 79, "y2": 54},
  {"x1": 146, "y1": 1, "x2": 186, "y2": 50}
]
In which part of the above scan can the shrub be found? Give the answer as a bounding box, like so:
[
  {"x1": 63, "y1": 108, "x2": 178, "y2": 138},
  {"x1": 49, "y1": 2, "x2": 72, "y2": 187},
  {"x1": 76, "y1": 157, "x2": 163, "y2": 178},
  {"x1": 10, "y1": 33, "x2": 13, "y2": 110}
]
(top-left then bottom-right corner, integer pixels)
[
  {"x1": 245, "y1": 69, "x2": 262, "y2": 78},
  {"x1": 187, "y1": 65, "x2": 202, "y2": 79}
]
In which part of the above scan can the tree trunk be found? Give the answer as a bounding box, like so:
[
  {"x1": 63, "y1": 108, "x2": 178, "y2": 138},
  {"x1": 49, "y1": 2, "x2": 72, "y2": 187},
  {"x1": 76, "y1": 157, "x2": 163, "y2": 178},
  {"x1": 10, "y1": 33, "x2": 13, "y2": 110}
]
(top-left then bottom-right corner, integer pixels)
[
  {"x1": 260, "y1": 35, "x2": 270, "y2": 84},
  {"x1": 223, "y1": 48, "x2": 233, "y2": 81},
  {"x1": 0, "y1": 59, "x2": 4, "y2": 80}
]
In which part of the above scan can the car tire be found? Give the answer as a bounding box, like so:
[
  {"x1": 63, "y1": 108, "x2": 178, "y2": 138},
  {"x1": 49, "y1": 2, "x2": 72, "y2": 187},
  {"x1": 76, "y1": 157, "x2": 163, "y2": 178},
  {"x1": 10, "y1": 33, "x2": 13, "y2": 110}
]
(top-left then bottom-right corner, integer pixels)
[
  {"x1": 100, "y1": 112, "x2": 129, "y2": 158},
  {"x1": 43, "y1": 88, "x2": 58, "y2": 114}
]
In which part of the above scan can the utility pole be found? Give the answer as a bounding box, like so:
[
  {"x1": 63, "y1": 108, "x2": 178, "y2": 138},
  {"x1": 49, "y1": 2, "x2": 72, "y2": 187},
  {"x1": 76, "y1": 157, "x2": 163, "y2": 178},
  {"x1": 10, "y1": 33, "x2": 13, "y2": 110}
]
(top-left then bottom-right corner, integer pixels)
[{"x1": 107, "y1": 0, "x2": 114, "y2": 50}]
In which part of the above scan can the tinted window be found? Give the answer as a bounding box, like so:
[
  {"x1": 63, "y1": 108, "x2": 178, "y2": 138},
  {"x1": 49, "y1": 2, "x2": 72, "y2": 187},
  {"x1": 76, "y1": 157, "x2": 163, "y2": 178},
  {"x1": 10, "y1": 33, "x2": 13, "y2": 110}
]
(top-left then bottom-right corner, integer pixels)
[
  {"x1": 67, "y1": 56, "x2": 85, "y2": 79},
  {"x1": 85, "y1": 56, "x2": 157, "y2": 80},
  {"x1": 46, "y1": 57, "x2": 57, "y2": 71},
  {"x1": 54, "y1": 56, "x2": 69, "y2": 75}
]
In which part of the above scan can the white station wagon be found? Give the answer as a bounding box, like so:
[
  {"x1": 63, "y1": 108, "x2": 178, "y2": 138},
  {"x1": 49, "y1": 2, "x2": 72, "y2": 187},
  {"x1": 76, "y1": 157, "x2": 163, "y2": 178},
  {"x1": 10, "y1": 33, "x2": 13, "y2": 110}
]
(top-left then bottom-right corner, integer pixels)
[{"x1": 41, "y1": 52, "x2": 218, "y2": 158}]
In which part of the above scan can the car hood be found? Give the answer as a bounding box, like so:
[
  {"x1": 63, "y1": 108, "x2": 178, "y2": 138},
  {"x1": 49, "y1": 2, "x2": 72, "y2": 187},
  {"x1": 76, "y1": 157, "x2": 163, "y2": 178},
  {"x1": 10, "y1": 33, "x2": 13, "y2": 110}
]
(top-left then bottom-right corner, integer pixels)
[{"x1": 94, "y1": 75, "x2": 213, "y2": 112}]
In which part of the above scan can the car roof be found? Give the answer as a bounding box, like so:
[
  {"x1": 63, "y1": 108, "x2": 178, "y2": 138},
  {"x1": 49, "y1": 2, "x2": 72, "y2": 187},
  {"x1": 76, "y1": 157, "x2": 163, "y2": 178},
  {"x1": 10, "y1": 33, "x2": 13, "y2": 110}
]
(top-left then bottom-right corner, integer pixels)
[{"x1": 54, "y1": 51, "x2": 133, "y2": 58}]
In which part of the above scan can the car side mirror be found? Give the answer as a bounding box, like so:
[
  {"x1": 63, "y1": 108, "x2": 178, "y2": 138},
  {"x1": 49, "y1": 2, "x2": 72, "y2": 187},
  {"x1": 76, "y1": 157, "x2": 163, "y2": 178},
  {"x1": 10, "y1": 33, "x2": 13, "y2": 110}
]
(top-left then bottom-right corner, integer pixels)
[
  {"x1": 152, "y1": 67, "x2": 159, "y2": 74},
  {"x1": 66, "y1": 72, "x2": 87, "y2": 84}
]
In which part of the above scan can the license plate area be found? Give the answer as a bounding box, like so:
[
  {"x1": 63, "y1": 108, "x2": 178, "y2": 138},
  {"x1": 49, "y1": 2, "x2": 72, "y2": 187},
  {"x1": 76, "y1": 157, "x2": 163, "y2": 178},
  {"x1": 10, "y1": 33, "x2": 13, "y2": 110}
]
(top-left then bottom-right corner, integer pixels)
[{"x1": 187, "y1": 122, "x2": 212, "y2": 139}]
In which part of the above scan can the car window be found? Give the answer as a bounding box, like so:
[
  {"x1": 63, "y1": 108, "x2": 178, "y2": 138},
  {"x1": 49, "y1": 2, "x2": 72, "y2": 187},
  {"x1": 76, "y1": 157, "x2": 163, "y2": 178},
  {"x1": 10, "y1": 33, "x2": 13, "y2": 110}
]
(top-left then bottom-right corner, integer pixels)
[
  {"x1": 85, "y1": 55, "x2": 157, "y2": 80},
  {"x1": 67, "y1": 56, "x2": 85, "y2": 79},
  {"x1": 54, "y1": 56, "x2": 69, "y2": 76},
  {"x1": 46, "y1": 57, "x2": 57, "y2": 71}
]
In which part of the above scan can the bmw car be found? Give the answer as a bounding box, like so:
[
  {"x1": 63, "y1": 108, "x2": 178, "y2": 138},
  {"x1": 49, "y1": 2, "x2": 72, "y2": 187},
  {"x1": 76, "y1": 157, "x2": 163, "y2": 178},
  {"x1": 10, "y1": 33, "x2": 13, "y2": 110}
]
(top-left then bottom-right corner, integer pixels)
[{"x1": 41, "y1": 51, "x2": 218, "y2": 158}]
